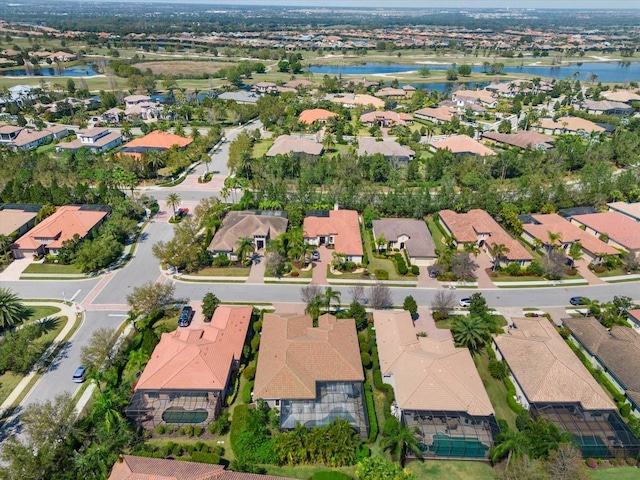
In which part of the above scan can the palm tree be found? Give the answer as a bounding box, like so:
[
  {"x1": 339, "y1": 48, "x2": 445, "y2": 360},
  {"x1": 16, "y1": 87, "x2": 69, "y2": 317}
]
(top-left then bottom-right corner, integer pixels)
[
  {"x1": 91, "y1": 390, "x2": 125, "y2": 435},
  {"x1": 166, "y1": 193, "x2": 181, "y2": 218},
  {"x1": 490, "y1": 243, "x2": 510, "y2": 271},
  {"x1": 380, "y1": 416, "x2": 423, "y2": 467},
  {"x1": 490, "y1": 427, "x2": 528, "y2": 467},
  {"x1": 323, "y1": 287, "x2": 341, "y2": 314},
  {"x1": 546, "y1": 230, "x2": 562, "y2": 252},
  {"x1": 0, "y1": 288, "x2": 30, "y2": 330},
  {"x1": 463, "y1": 242, "x2": 480, "y2": 256},
  {"x1": 305, "y1": 294, "x2": 324, "y2": 320},
  {"x1": 235, "y1": 237, "x2": 254, "y2": 265},
  {"x1": 451, "y1": 316, "x2": 490, "y2": 353},
  {"x1": 323, "y1": 132, "x2": 336, "y2": 152}
]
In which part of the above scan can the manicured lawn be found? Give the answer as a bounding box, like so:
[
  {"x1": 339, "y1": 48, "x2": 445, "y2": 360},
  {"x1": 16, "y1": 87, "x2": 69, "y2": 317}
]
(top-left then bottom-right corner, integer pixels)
[
  {"x1": 264, "y1": 465, "x2": 356, "y2": 479},
  {"x1": 327, "y1": 265, "x2": 370, "y2": 280},
  {"x1": 23, "y1": 305, "x2": 62, "y2": 322},
  {"x1": 426, "y1": 216, "x2": 447, "y2": 250},
  {"x1": 192, "y1": 266, "x2": 250, "y2": 277},
  {"x1": 265, "y1": 265, "x2": 314, "y2": 279},
  {"x1": 594, "y1": 268, "x2": 627, "y2": 278},
  {"x1": 406, "y1": 460, "x2": 498, "y2": 480},
  {"x1": 590, "y1": 467, "x2": 640, "y2": 479},
  {"x1": 364, "y1": 232, "x2": 407, "y2": 281},
  {"x1": 474, "y1": 352, "x2": 518, "y2": 430},
  {"x1": 253, "y1": 140, "x2": 273, "y2": 158},
  {"x1": 23, "y1": 263, "x2": 82, "y2": 274}
]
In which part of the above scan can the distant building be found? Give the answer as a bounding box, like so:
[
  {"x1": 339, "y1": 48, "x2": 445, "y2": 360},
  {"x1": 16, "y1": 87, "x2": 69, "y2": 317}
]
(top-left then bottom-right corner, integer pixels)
[
  {"x1": 266, "y1": 135, "x2": 323, "y2": 157},
  {"x1": 430, "y1": 134, "x2": 496, "y2": 157},
  {"x1": 0, "y1": 204, "x2": 39, "y2": 238},
  {"x1": 55, "y1": 127, "x2": 122, "y2": 153},
  {"x1": 0, "y1": 125, "x2": 68, "y2": 150},
  {"x1": 357, "y1": 137, "x2": 415, "y2": 162},
  {"x1": 298, "y1": 108, "x2": 338, "y2": 125},
  {"x1": 119, "y1": 131, "x2": 192, "y2": 159},
  {"x1": 482, "y1": 131, "x2": 554, "y2": 150}
]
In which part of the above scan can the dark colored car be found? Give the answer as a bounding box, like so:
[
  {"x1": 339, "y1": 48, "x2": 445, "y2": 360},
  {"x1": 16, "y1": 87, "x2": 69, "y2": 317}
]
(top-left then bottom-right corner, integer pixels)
[
  {"x1": 427, "y1": 266, "x2": 437, "y2": 278},
  {"x1": 73, "y1": 366, "x2": 87, "y2": 383},
  {"x1": 178, "y1": 305, "x2": 194, "y2": 327},
  {"x1": 570, "y1": 296, "x2": 589, "y2": 306}
]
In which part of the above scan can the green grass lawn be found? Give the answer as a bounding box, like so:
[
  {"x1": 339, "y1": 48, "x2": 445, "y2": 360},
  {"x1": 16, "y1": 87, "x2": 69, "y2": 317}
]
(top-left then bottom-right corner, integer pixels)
[
  {"x1": 327, "y1": 265, "x2": 370, "y2": 280},
  {"x1": 363, "y1": 232, "x2": 408, "y2": 282},
  {"x1": 590, "y1": 467, "x2": 640, "y2": 480},
  {"x1": 253, "y1": 139, "x2": 273, "y2": 158},
  {"x1": 474, "y1": 352, "x2": 518, "y2": 430},
  {"x1": 23, "y1": 305, "x2": 62, "y2": 322},
  {"x1": 426, "y1": 216, "x2": 447, "y2": 250},
  {"x1": 265, "y1": 265, "x2": 314, "y2": 279},
  {"x1": 593, "y1": 268, "x2": 627, "y2": 278},
  {"x1": 22, "y1": 263, "x2": 82, "y2": 274},
  {"x1": 192, "y1": 266, "x2": 251, "y2": 277},
  {"x1": 406, "y1": 459, "x2": 498, "y2": 480}
]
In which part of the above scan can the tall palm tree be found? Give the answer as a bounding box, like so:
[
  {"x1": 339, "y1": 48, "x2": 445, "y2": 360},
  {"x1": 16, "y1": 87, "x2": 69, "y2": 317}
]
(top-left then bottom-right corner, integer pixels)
[
  {"x1": 490, "y1": 427, "x2": 528, "y2": 467},
  {"x1": 323, "y1": 287, "x2": 341, "y2": 314},
  {"x1": 546, "y1": 230, "x2": 563, "y2": 252},
  {"x1": 0, "y1": 288, "x2": 30, "y2": 330},
  {"x1": 380, "y1": 416, "x2": 423, "y2": 467},
  {"x1": 490, "y1": 243, "x2": 510, "y2": 271},
  {"x1": 166, "y1": 193, "x2": 181, "y2": 218},
  {"x1": 463, "y1": 242, "x2": 481, "y2": 256},
  {"x1": 451, "y1": 316, "x2": 490, "y2": 353},
  {"x1": 323, "y1": 132, "x2": 336, "y2": 152},
  {"x1": 305, "y1": 294, "x2": 324, "y2": 321},
  {"x1": 235, "y1": 237, "x2": 254, "y2": 265},
  {"x1": 91, "y1": 390, "x2": 125, "y2": 435}
]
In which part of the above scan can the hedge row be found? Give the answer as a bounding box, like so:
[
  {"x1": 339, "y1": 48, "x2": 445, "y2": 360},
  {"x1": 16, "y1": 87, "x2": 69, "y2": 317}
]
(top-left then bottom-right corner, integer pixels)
[
  {"x1": 371, "y1": 347, "x2": 396, "y2": 421},
  {"x1": 394, "y1": 253, "x2": 408, "y2": 275},
  {"x1": 364, "y1": 381, "x2": 378, "y2": 443},
  {"x1": 242, "y1": 380, "x2": 254, "y2": 404},
  {"x1": 503, "y1": 377, "x2": 527, "y2": 415}
]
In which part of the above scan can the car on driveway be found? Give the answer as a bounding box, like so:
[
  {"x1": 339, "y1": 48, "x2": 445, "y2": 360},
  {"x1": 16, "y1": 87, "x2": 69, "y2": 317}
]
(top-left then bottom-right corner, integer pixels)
[
  {"x1": 570, "y1": 296, "x2": 589, "y2": 306},
  {"x1": 312, "y1": 251, "x2": 320, "y2": 261},
  {"x1": 427, "y1": 266, "x2": 437, "y2": 278},
  {"x1": 178, "y1": 305, "x2": 194, "y2": 327},
  {"x1": 73, "y1": 366, "x2": 87, "y2": 383},
  {"x1": 459, "y1": 298, "x2": 471, "y2": 308}
]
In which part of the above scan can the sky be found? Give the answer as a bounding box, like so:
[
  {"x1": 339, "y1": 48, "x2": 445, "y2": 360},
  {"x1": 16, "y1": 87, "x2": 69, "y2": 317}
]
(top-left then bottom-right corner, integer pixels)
[{"x1": 86, "y1": 0, "x2": 640, "y2": 8}]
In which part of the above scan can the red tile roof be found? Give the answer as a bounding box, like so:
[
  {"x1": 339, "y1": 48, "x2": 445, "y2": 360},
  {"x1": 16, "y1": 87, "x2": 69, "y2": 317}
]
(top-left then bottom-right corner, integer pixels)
[
  {"x1": 253, "y1": 313, "x2": 364, "y2": 400},
  {"x1": 431, "y1": 134, "x2": 496, "y2": 156},
  {"x1": 572, "y1": 212, "x2": 640, "y2": 251},
  {"x1": 120, "y1": 130, "x2": 192, "y2": 158},
  {"x1": 135, "y1": 306, "x2": 252, "y2": 391},
  {"x1": 439, "y1": 209, "x2": 532, "y2": 261},
  {"x1": 303, "y1": 209, "x2": 363, "y2": 257},
  {"x1": 12, "y1": 206, "x2": 107, "y2": 251},
  {"x1": 298, "y1": 108, "x2": 338, "y2": 125}
]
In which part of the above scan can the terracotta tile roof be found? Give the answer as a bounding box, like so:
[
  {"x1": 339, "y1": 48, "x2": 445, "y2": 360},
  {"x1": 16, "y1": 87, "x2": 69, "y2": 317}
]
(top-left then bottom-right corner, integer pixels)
[
  {"x1": 572, "y1": 212, "x2": 640, "y2": 251},
  {"x1": 0, "y1": 208, "x2": 37, "y2": 236},
  {"x1": 608, "y1": 201, "x2": 640, "y2": 222},
  {"x1": 357, "y1": 137, "x2": 415, "y2": 159},
  {"x1": 298, "y1": 108, "x2": 337, "y2": 125},
  {"x1": 523, "y1": 213, "x2": 619, "y2": 256},
  {"x1": 482, "y1": 130, "x2": 554, "y2": 150},
  {"x1": 494, "y1": 318, "x2": 614, "y2": 410},
  {"x1": 374, "y1": 310, "x2": 494, "y2": 416},
  {"x1": 439, "y1": 209, "x2": 532, "y2": 261},
  {"x1": 563, "y1": 318, "x2": 640, "y2": 407},
  {"x1": 452, "y1": 89, "x2": 497, "y2": 105},
  {"x1": 109, "y1": 455, "x2": 295, "y2": 480},
  {"x1": 122, "y1": 131, "x2": 192, "y2": 151},
  {"x1": 372, "y1": 218, "x2": 436, "y2": 258},
  {"x1": 207, "y1": 211, "x2": 288, "y2": 253},
  {"x1": 266, "y1": 135, "x2": 323, "y2": 157},
  {"x1": 0, "y1": 125, "x2": 22, "y2": 134},
  {"x1": 331, "y1": 94, "x2": 385, "y2": 109},
  {"x1": 135, "y1": 306, "x2": 252, "y2": 391},
  {"x1": 360, "y1": 110, "x2": 412, "y2": 126},
  {"x1": 284, "y1": 79, "x2": 314, "y2": 89},
  {"x1": 303, "y1": 209, "x2": 363, "y2": 257},
  {"x1": 430, "y1": 134, "x2": 496, "y2": 156},
  {"x1": 253, "y1": 313, "x2": 364, "y2": 400},
  {"x1": 12, "y1": 205, "x2": 108, "y2": 251}
]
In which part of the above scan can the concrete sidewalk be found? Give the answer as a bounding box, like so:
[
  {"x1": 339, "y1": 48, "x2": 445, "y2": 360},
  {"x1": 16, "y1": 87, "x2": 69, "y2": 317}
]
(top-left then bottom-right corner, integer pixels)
[{"x1": 0, "y1": 302, "x2": 79, "y2": 416}]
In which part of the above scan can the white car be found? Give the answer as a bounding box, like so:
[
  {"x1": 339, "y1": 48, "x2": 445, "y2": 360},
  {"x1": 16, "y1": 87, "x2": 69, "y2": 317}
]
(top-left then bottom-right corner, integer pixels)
[{"x1": 459, "y1": 298, "x2": 471, "y2": 308}]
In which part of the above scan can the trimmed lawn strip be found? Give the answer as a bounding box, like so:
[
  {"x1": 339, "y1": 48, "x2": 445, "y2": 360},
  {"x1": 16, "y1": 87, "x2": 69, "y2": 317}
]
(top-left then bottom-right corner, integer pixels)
[
  {"x1": 474, "y1": 352, "x2": 517, "y2": 430},
  {"x1": 426, "y1": 215, "x2": 447, "y2": 249},
  {"x1": 192, "y1": 266, "x2": 251, "y2": 277},
  {"x1": 590, "y1": 467, "x2": 640, "y2": 480},
  {"x1": 253, "y1": 139, "x2": 273, "y2": 158},
  {"x1": 263, "y1": 465, "x2": 356, "y2": 479},
  {"x1": 264, "y1": 266, "x2": 313, "y2": 279},
  {"x1": 23, "y1": 263, "x2": 82, "y2": 274},
  {"x1": 406, "y1": 460, "x2": 498, "y2": 480},
  {"x1": 327, "y1": 264, "x2": 370, "y2": 280}
]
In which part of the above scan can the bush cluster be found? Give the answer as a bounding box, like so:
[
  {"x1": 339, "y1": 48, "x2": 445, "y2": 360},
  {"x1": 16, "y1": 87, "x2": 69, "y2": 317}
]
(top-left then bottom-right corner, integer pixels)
[
  {"x1": 364, "y1": 381, "x2": 378, "y2": 443},
  {"x1": 394, "y1": 253, "x2": 408, "y2": 275},
  {"x1": 374, "y1": 269, "x2": 388, "y2": 280}
]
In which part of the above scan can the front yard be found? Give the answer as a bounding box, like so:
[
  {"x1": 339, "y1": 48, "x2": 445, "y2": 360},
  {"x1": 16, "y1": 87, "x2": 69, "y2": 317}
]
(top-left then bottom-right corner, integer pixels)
[
  {"x1": 191, "y1": 266, "x2": 251, "y2": 277},
  {"x1": 22, "y1": 263, "x2": 82, "y2": 274}
]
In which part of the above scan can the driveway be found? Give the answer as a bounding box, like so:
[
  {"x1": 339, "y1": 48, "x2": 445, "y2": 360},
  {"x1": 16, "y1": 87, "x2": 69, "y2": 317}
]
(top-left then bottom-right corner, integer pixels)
[
  {"x1": 474, "y1": 253, "x2": 497, "y2": 289},
  {"x1": 247, "y1": 251, "x2": 266, "y2": 283},
  {"x1": 574, "y1": 258, "x2": 606, "y2": 285},
  {"x1": 413, "y1": 306, "x2": 452, "y2": 341},
  {"x1": 310, "y1": 246, "x2": 329, "y2": 285}
]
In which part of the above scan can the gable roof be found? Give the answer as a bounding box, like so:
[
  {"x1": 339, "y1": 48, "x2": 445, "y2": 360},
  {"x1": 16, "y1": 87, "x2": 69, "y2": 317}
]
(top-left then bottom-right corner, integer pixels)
[
  {"x1": 253, "y1": 313, "x2": 364, "y2": 400},
  {"x1": 608, "y1": 201, "x2": 640, "y2": 222},
  {"x1": 482, "y1": 131, "x2": 554, "y2": 150},
  {"x1": 538, "y1": 116, "x2": 605, "y2": 134},
  {"x1": 563, "y1": 318, "x2": 640, "y2": 407},
  {"x1": 108, "y1": 455, "x2": 295, "y2": 480},
  {"x1": 298, "y1": 108, "x2": 337, "y2": 125},
  {"x1": 372, "y1": 218, "x2": 436, "y2": 258},
  {"x1": 430, "y1": 135, "x2": 496, "y2": 157},
  {"x1": 572, "y1": 211, "x2": 640, "y2": 251},
  {"x1": 266, "y1": 135, "x2": 323, "y2": 157},
  {"x1": 303, "y1": 209, "x2": 363, "y2": 257},
  {"x1": 494, "y1": 317, "x2": 614, "y2": 410},
  {"x1": 522, "y1": 213, "x2": 619, "y2": 256},
  {"x1": 374, "y1": 310, "x2": 494, "y2": 416},
  {"x1": 12, "y1": 205, "x2": 108, "y2": 251},
  {"x1": 207, "y1": 211, "x2": 288, "y2": 253},
  {"x1": 135, "y1": 306, "x2": 252, "y2": 391},
  {"x1": 357, "y1": 137, "x2": 415, "y2": 159},
  {"x1": 439, "y1": 209, "x2": 532, "y2": 261},
  {"x1": 413, "y1": 106, "x2": 456, "y2": 123}
]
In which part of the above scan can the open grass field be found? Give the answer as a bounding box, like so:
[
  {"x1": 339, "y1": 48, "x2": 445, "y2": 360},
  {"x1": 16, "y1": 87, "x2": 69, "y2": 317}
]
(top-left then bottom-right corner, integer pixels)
[{"x1": 132, "y1": 60, "x2": 234, "y2": 76}]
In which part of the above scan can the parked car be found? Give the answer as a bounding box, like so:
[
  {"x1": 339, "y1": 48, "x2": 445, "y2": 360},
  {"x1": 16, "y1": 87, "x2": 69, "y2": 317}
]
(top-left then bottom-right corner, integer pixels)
[
  {"x1": 570, "y1": 296, "x2": 589, "y2": 306},
  {"x1": 178, "y1": 305, "x2": 194, "y2": 327},
  {"x1": 73, "y1": 366, "x2": 87, "y2": 383},
  {"x1": 312, "y1": 251, "x2": 320, "y2": 261},
  {"x1": 459, "y1": 298, "x2": 471, "y2": 308},
  {"x1": 427, "y1": 266, "x2": 437, "y2": 278}
]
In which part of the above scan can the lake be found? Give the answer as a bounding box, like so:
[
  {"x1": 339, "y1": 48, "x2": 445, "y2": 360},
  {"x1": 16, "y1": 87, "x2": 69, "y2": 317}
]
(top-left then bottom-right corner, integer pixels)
[
  {"x1": 309, "y1": 61, "x2": 640, "y2": 84},
  {"x1": 1, "y1": 64, "x2": 100, "y2": 77}
]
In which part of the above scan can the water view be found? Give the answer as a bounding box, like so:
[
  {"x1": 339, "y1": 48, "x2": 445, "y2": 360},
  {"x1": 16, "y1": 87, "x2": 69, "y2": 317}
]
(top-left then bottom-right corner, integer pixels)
[
  {"x1": 309, "y1": 61, "x2": 640, "y2": 84},
  {"x1": 1, "y1": 64, "x2": 100, "y2": 77}
]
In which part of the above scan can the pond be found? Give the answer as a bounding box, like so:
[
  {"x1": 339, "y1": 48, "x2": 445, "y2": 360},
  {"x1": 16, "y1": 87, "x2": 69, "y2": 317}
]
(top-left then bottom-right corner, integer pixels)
[
  {"x1": 1, "y1": 64, "x2": 100, "y2": 77},
  {"x1": 309, "y1": 61, "x2": 640, "y2": 84}
]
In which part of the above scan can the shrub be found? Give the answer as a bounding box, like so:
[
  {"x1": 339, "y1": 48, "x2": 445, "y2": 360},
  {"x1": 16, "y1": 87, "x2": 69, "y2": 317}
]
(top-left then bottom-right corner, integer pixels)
[
  {"x1": 526, "y1": 260, "x2": 544, "y2": 276},
  {"x1": 190, "y1": 452, "x2": 221, "y2": 464},
  {"x1": 374, "y1": 269, "x2": 388, "y2": 280},
  {"x1": 411, "y1": 265, "x2": 419, "y2": 275},
  {"x1": 488, "y1": 360, "x2": 509, "y2": 380},
  {"x1": 626, "y1": 457, "x2": 638, "y2": 466},
  {"x1": 505, "y1": 262, "x2": 522, "y2": 276},
  {"x1": 212, "y1": 254, "x2": 231, "y2": 267},
  {"x1": 177, "y1": 427, "x2": 185, "y2": 435},
  {"x1": 243, "y1": 364, "x2": 257, "y2": 380},
  {"x1": 355, "y1": 444, "x2": 370, "y2": 461},
  {"x1": 360, "y1": 352, "x2": 371, "y2": 369},
  {"x1": 290, "y1": 270, "x2": 299, "y2": 277},
  {"x1": 504, "y1": 377, "x2": 526, "y2": 414},
  {"x1": 253, "y1": 319, "x2": 263, "y2": 334},
  {"x1": 619, "y1": 403, "x2": 631, "y2": 417},
  {"x1": 155, "y1": 424, "x2": 166, "y2": 435},
  {"x1": 172, "y1": 443, "x2": 183, "y2": 456},
  {"x1": 207, "y1": 411, "x2": 230, "y2": 436},
  {"x1": 250, "y1": 335, "x2": 260, "y2": 353},
  {"x1": 194, "y1": 425, "x2": 203, "y2": 437},
  {"x1": 311, "y1": 472, "x2": 352, "y2": 480},
  {"x1": 242, "y1": 380, "x2": 254, "y2": 404},
  {"x1": 364, "y1": 381, "x2": 377, "y2": 443},
  {"x1": 359, "y1": 341, "x2": 371, "y2": 354},
  {"x1": 402, "y1": 295, "x2": 418, "y2": 316},
  {"x1": 394, "y1": 253, "x2": 408, "y2": 275},
  {"x1": 184, "y1": 425, "x2": 194, "y2": 437},
  {"x1": 585, "y1": 458, "x2": 598, "y2": 469}
]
